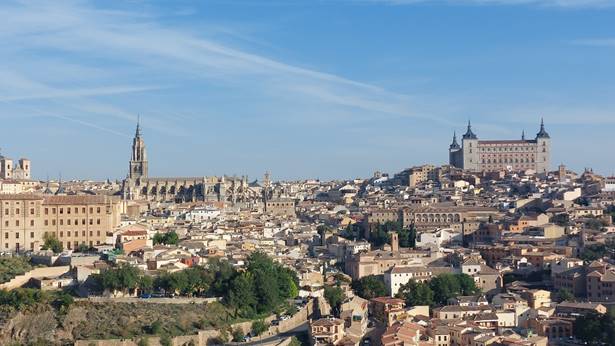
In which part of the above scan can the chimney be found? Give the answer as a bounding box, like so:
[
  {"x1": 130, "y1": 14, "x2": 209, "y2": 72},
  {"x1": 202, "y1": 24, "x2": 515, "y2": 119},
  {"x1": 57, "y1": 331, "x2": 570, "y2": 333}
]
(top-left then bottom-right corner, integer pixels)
[{"x1": 391, "y1": 232, "x2": 399, "y2": 253}]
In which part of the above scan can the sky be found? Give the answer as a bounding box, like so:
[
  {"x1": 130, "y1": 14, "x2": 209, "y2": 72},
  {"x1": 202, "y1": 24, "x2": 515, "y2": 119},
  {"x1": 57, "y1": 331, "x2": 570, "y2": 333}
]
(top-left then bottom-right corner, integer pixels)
[{"x1": 1, "y1": 0, "x2": 614, "y2": 181}]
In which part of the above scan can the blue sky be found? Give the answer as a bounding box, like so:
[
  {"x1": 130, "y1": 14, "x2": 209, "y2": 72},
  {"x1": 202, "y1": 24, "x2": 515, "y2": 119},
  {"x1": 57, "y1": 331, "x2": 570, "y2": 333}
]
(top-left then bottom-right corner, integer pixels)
[{"x1": 1, "y1": 0, "x2": 614, "y2": 181}]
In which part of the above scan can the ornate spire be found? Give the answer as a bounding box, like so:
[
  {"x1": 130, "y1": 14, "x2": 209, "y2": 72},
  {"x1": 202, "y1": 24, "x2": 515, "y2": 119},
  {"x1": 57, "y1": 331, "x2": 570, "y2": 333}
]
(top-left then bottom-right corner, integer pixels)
[
  {"x1": 462, "y1": 120, "x2": 477, "y2": 139},
  {"x1": 536, "y1": 117, "x2": 550, "y2": 138},
  {"x1": 521, "y1": 130, "x2": 525, "y2": 141},
  {"x1": 135, "y1": 115, "x2": 141, "y2": 137},
  {"x1": 450, "y1": 131, "x2": 460, "y2": 149}
]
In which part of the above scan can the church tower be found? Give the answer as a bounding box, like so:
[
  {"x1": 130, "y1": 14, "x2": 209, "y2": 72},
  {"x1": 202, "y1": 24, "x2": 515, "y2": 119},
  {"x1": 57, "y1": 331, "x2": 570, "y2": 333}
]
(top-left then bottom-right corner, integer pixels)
[{"x1": 129, "y1": 118, "x2": 148, "y2": 180}]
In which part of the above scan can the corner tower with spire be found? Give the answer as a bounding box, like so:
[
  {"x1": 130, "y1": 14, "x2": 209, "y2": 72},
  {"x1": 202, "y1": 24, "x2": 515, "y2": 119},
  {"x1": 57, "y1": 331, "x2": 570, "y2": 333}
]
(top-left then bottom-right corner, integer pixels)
[{"x1": 129, "y1": 116, "x2": 148, "y2": 180}]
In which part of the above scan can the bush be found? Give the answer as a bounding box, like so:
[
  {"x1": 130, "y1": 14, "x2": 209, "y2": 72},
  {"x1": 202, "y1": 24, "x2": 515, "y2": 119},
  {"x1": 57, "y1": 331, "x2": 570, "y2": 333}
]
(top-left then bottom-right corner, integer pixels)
[
  {"x1": 159, "y1": 334, "x2": 172, "y2": 346},
  {"x1": 232, "y1": 327, "x2": 245, "y2": 342},
  {"x1": 137, "y1": 338, "x2": 149, "y2": 346},
  {"x1": 251, "y1": 320, "x2": 268, "y2": 336},
  {"x1": 0, "y1": 257, "x2": 33, "y2": 284}
]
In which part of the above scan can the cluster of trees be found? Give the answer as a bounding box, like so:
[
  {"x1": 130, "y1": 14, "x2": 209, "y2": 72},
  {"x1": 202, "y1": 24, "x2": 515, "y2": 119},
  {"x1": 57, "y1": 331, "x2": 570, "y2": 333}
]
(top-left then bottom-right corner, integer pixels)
[
  {"x1": 226, "y1": 252, "x2": 299, "y2": 318},
  {"x1": 152, "y1": 231, "x2": 179, "y2": 245},
  {"x1": 367, "y1": 221, "x2": 417, "y2": 248},
  {"x1": 351, "y1": 275, "x2": 387, "y2": 300},
  {"x1": 396, "y1": 273, "x2": 479, "y2": 307},
  {"x1": 580, "y1": 241, "x2": 615, "y2": 261},
  {"x1": 95, "y1": 252, "x2": 299, "y2": 318},
  {"x1": 0, "y1": 288, "x2": 73, "y2": 312},
  {"x1": 0, "y1": 256, "x2": 33, "y2": 284},
  {"x1": 573, "y1": 311, "x2": 615, "y2": 344}
]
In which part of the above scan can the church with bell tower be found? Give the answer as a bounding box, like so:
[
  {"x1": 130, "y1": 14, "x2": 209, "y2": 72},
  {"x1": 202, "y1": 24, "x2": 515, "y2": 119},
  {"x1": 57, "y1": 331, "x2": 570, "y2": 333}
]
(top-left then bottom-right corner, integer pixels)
[{"x1": 449, "y1": 119, "x2": 551, "y2": 173}]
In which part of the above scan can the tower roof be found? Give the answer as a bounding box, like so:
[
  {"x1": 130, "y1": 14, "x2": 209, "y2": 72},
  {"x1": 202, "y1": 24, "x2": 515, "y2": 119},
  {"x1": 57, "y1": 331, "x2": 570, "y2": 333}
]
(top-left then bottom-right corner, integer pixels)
[
  {"x1": 536, "y1": 118, "x2": 550, "y2": 139},
  {"x1": 462, "y1": 120, "x2": 477, "y2": 139},
  {"x1": 450, "y1": 131, "x2": 460, "y2": 149}
]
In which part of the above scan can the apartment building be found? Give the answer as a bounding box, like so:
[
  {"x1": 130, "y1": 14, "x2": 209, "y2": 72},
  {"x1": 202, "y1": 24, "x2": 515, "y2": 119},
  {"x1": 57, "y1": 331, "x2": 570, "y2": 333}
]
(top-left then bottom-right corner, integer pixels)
[{"x1": 0, "y1": 194, "x2": 122, "y2": 252}]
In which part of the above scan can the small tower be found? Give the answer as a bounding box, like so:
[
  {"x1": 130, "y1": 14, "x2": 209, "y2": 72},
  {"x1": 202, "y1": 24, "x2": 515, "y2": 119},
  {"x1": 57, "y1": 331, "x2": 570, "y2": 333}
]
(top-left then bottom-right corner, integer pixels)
[
  {"x1": 535, "y1": 118, "x2": 551, "y2": 174},
  {"x1": 390, "y1": 232, "x2": 399, "y2": 253},
  {"x1": 461, "y1": 120, "x2": 479, "y2": 171},
  {"x1": 449, "y1": 132, "x2": 462, "y2": 168}
]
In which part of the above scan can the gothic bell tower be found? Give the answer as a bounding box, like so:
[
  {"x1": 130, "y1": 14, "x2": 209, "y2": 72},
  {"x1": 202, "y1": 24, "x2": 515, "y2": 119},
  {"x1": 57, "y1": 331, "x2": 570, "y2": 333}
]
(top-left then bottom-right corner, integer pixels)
[{"x1": 129, "y1": 117, "x2": 148, "y2": 180}]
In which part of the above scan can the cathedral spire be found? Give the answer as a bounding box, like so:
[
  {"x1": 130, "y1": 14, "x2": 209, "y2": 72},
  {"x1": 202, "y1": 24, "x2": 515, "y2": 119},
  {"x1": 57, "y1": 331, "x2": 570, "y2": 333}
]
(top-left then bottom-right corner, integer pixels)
[
  {"x1": 522, "y1": 130, "x2": 525, "y2": 141},
  {"x1": 135, "y1": 115, "x2": 141, "y2": 137}
]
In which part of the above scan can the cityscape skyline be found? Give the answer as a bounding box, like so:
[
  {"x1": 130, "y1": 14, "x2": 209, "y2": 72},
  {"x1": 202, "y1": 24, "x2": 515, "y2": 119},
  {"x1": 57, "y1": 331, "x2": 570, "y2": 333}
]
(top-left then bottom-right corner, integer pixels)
[{"x1": 1, "y1": 0, "x2": 614, "y2": 180}]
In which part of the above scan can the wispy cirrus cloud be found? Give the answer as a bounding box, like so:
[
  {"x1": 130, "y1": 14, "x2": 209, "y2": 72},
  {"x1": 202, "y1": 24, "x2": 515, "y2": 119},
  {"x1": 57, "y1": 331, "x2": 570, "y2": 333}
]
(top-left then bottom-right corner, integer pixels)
[
  {"x1": 0, "y1": 0, "x2": 432, "y2": 132},
  {"x1": 358, "y1": 0, "x2": 615, "y2": 8}
]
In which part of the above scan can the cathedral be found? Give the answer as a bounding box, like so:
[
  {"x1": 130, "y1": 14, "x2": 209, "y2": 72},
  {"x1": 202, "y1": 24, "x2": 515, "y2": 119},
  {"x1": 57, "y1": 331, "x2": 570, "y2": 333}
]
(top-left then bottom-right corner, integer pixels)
[
  {"x1": 449, "y1": 119, "x2": 551, "y2": 173},
  {"x1": 122, "y1": 121, "x2": 256, "y2": 203}
]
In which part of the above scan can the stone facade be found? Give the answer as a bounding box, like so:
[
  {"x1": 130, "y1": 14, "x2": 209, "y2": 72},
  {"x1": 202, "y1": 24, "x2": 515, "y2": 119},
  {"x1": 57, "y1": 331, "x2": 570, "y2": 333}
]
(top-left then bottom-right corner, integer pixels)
[
  {"x1": 122, "y1": 122, "x2": 257, "y2": 204},
  {"x1": 0, "y1": 152, "x2": 31, "y2": 180},
  {"x1": 0, "y1": 194, "x2": 121, "y2": 252},
  {"x1": 449, "y1": 119, "x2": 551, "y2": 173}
]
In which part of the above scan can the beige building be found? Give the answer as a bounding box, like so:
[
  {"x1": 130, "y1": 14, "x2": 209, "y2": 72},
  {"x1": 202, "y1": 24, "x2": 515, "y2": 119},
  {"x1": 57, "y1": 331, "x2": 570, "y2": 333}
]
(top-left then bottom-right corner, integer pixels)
[
  {"x1": 0, "y1": 153, "x2": 31, "y2": 180},
  {"x1": 0, "y1": 194, "x2": 122, "y2": 252},
  {"x1": 449, "y1": 120, "x2": 551, "y2": 173}
]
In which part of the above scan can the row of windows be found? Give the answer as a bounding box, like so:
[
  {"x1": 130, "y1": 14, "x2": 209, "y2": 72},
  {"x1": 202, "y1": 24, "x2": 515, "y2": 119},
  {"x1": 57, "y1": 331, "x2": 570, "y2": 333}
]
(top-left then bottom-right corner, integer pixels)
[
  {"x1": 4, "y1": 230, "x2": 102, "y2": 239},
  {"x1": 482, "y1": 158, "x2": 535, "y2": 164},
  {"x1": 480, "y1": 147, "x2": 535, "y2": 152},
  {"x1": 2, "y1": 219, "x2": 101, "y2": 227},
  {"x1": 3, "y1": 207, "x2": 104, "y2": 216}
]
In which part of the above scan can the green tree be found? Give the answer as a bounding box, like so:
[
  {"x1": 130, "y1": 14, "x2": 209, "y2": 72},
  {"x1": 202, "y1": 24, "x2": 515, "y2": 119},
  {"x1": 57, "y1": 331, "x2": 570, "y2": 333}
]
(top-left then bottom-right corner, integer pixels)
[
  {"x1": 227, "y1": 272, "x2": 257, "y2": 318},
  {"x1": 41, "y1": 233, "x2": 63, "y2": 254},
  {"x1": 556, "y1": 288, "x2": 575, "y2": 302},
  {"x1": 352, "y1": 275, "x2": 386, "y2": 300},
  {"x1": 396, "y1": 280, "x2": 434, "y2": 307},
  {"x1": 429, "y1": 273, "x2": 478, "y2": 305},
  {"x1": 251, "y1": 320, "x2": 269, "y2": 336},
  {"x1": 153, "y1": 231, "x2": 180, "y2": 245},
  {"x1": 324, "y1": 286, "x2": 345, "y2": 313}
]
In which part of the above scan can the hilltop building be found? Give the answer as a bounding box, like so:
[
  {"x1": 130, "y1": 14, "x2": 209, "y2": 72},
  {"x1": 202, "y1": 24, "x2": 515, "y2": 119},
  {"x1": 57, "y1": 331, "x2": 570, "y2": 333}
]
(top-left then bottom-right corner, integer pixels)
[{"x1": 449, "y1": 119, "x2": 551, "y2": 173}]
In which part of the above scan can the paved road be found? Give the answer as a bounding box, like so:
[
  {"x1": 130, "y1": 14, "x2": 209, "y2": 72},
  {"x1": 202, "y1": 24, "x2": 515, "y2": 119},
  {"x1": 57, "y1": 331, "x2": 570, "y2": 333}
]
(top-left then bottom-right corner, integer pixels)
[{"x1": 237, "y1": 323, "x2": 309, "y2": 346}]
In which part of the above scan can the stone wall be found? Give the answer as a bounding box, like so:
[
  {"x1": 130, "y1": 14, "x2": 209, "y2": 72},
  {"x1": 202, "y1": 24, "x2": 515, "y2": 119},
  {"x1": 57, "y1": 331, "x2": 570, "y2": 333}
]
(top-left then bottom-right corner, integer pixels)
[{"x1": 0, "y1": 265, "x2": 70, "y2": 290}]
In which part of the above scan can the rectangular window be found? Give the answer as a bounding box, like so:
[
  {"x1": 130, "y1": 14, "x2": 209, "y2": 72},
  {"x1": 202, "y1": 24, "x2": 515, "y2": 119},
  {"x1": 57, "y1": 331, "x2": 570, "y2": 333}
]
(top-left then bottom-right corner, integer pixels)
[
  {"x1": 45, "y1": 208, "x2": 48, "y2": 215},
  {"x1": 30, "y1": 208, "x2": 34, "y2": 215},
  {"x1": 60, "y1": 220, "x2": 63, "y2": 226},
  {"x1": 16, "y1": 208, "x2": 20, "y2": 215},
  {"x1": 15, "y1": 232, "x2": 19, "y2": 239},
  {"x1": 60, "y1": 208, "x2": 63, "y2": 214},
  {"x1": 67, "y1": 208, "x2": 70, "y2": 214},
  {"x1": 96, "y1": 219, "x2": 101, "y2": 225},
  {"x1": 89, "y1": 219, "x2": 93, "y2": 225},
  {"x1": 4, "y1": 233, "x2": 7, "y2": 239},
  {"x1": 67, "y1": 231, "x2": 71, "y2": 237},
  {"x1": 82, "y1": 207, "x2": 85, "y2": 213},
  {"x1": 15, "y1": 220, "x2": 19, "y2": 227},
  {"x1": 30, "y1": 232, "x2": 34, "y2": 238},
  {"x1": 82, "y1": 230, "x2": 86, "y2": 237},
  {"x1": 67, "y1": 219, "x2": 71, "y2": 226},
  {"x1": 30, "y1": 220, "x2": 34, "y2": 227},
  {"x1": 60, "y1": 231, "x2": 63, "y2": 237},
  {"x1": 97, "y1": 207, "x2": 101, "y2": 213},
  {"x1": 52, "y1": 220, "x2": 56, "y2": 226}
]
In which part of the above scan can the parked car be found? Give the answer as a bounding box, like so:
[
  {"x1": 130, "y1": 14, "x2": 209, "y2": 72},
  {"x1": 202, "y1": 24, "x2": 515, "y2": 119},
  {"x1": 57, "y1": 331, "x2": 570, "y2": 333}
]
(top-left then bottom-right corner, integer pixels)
[{"x1": 139, "y1": 293, "x2": 152, "y2": 299}]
